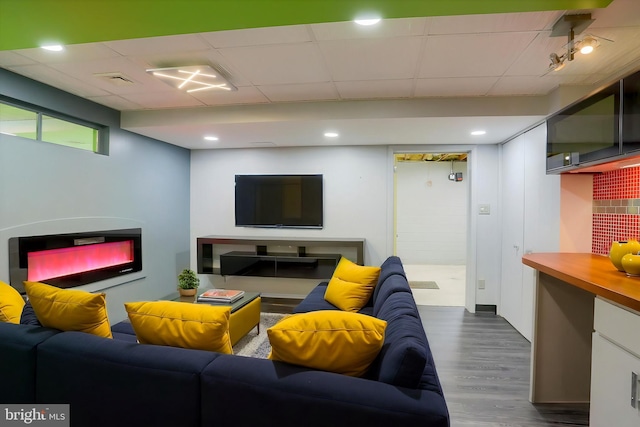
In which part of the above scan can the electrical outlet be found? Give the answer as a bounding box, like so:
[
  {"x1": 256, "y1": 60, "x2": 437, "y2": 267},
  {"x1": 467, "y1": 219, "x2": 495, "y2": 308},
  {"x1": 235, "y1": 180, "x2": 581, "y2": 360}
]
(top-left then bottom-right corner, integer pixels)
[{"x1": 478, "y1": 279, "x2": 486, "y2": 289}]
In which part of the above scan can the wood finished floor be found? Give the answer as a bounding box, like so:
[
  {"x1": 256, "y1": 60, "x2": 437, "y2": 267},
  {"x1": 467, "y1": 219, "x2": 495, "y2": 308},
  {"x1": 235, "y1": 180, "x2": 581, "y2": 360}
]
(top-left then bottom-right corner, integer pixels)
[
  {"x1": 419, "y1": 306, "x2": 589, "y2": 427},
  {"x1": 263, "y1": 300, "x2": 590, "y2": 425}
]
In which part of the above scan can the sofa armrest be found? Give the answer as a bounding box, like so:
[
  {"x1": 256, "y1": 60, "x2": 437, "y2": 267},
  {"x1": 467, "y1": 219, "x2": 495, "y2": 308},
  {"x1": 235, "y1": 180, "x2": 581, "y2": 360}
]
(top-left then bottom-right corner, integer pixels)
[
  {"x1": 201, "y1": 355, "x2": 449, "y2": 427},
  {"x1": 0, "y1": 323, "x2": 59, "y2": 403}
]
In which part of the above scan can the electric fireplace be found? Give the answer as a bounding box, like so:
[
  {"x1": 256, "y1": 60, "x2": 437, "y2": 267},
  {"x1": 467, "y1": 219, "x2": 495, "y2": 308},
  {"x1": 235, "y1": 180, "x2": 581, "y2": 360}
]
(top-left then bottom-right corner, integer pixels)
[{"x1": 9, "y1": 228, "x2": 142, "y2": 293}]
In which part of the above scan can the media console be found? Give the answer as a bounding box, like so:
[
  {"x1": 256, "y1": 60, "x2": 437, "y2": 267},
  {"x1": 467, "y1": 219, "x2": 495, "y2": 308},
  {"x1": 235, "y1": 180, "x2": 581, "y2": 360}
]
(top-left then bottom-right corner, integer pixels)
[{"x1": 197, "y1": 236, "x2": 365, "y2": 280}]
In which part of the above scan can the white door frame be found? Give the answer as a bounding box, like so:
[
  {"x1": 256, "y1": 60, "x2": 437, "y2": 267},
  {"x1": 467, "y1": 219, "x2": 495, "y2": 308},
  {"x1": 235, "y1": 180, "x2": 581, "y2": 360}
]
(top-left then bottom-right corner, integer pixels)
[{"x1": 386, "y1": 145, "x2": 476, "y2": 313}]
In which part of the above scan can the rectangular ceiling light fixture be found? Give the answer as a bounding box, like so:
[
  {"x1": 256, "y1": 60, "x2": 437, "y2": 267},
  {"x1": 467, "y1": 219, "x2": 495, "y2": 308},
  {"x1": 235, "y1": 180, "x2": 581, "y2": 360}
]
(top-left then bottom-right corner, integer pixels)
[{"x1": 146, "y1": 65, "x2": 237, "y2": 93}]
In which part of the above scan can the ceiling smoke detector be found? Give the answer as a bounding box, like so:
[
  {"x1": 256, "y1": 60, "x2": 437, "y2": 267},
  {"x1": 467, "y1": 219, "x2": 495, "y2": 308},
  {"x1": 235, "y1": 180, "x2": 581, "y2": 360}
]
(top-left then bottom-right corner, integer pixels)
[{"x1": 93, "y1": 72, "x2": 136, "y2": 86}]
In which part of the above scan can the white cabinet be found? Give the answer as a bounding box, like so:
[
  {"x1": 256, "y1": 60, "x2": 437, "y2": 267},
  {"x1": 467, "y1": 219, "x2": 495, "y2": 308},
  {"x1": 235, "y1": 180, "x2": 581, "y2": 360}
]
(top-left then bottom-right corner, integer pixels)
[
  {"x1": 590, "y1": 298, "x2": 640, "y2": 426},
  {"x1": 500, "y1": 124, "x2": 560, "y2": 340}
]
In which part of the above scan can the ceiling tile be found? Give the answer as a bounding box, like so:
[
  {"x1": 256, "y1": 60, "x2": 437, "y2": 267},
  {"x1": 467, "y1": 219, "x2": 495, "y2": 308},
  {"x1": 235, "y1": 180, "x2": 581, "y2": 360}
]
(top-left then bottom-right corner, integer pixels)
[
  {"x1": 219, "y1": 44, "x2": 330, "y2": 85},
  {"x1": 590, "y1": 0, "x2": 640, "y2": 30},
  {"x1": 335, "y1": 80, "x2": 413, "y2": 99},
  {"x1": 201, "y1": 25, "x2": 312, "y2": 48},
  {"x1": 415, "y1": 77, "x2": 499, "y2": 97},
  {"x1": 104, "y1": 34, "x2": 210, "y2": 56},
  {"x1": 311, "y1": 18, "x2": 427, "y2": 40},
  {"x1": 488, "y1": 75, "x2": 561, "y2": 96},
  {"x1": 258, "y1": 82, "x2": 338, "y2": 102},
  {"x1": 120, "y1": 90, "x2": 205, "y2": 109},
  {"x1": 86, "y1": 95, "x2": 145, "y2": 110},
  {"x1": 319, "y1": 37, "x2": 423, "y2": 81},
  {"x1": 418, "y1": 32, "x2": 538, "y2": 78},
  {"x1": 503, "y1": 32, "x2": 567, "y2": 76},
  {"x1": 189, "y1": 86, "x2": 270, "y2": 106},
  {"x1": 48, "y1": 56, "x2": 168, "y2": 94},
  {"x1": 0, "y1": 51, "x2": 36, "y2": 67},
  {"x1": 7, "y1": 64, "x2": 110, "y2": 97},
  {"x1": 428, "y1": 11, "x2": 563, "y2": 34},
  {"x1": 14, "y1": 43, "x2": 121, "y2": 64}
]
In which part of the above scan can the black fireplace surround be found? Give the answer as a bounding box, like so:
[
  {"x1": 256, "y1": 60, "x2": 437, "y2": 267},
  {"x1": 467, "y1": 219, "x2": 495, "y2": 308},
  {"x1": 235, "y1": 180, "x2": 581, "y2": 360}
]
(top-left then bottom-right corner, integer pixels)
[{"x1": 9, "y1": 228, "x2": 142, "y2": 293}]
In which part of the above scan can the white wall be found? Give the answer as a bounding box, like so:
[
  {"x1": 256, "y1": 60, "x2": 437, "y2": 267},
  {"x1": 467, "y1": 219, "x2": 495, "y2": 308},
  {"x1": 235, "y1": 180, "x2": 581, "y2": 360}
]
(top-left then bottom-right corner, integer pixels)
[
  {"x1": 395, "y1": 160, "x2": 468, "y2": 264},
  {"x1": 0, "y1": 69, "x2": 191, "y2": 323},
  {"x1": 192, "y1": 144, "x2": 503, "y2": 309},
  {"x1": 468, "y1": 144, "x2": 501, "y2": 308},
  {"x1": 191, "y1": 145, "x2": 391, "y2": 268}
]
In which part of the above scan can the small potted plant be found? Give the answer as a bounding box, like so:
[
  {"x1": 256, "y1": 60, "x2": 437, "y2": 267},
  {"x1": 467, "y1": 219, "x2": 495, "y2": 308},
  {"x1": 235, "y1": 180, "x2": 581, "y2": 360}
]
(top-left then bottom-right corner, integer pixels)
[{"x1": 177, "y1": 268, "x2": 200, "y2": 297}]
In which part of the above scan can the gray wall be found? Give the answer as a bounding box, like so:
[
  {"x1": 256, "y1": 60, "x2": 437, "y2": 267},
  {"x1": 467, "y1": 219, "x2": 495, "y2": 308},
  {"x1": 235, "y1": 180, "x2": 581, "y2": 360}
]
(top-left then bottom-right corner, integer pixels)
[{"x1": 0, "y1": 69, "x2": 191, "y2": 323}]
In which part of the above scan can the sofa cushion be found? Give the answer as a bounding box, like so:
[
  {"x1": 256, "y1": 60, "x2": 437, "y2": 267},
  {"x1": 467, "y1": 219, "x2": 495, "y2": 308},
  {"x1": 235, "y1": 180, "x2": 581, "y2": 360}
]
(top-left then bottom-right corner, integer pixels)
[
  {"x1": 24, "y1": 281, "x2": 112, "y2": 338},
  {"x1": 373, "y1": 273, "x2": 412, "y2": 317},
  {"x1": 268, "y1": 311, "x2": 386, "y2": 377},
  {"x1": 292, "y1": 283, "x2": 337, "y2": 313},
  {"x1": 202, "y1": 354, "x2": 450, "y2": 427},
  {"x1": 0, "y1": 280, "x2": 25, "y2": 324},
  {"x1": 125, "y1": 300, "x2": 232, "y2": 354},
  {"x1": 372, "y1": 256, "x2": 407, "y2": 304},
  {"x1": 20, "y1": 299, "x2": 42, "y2": 326},
  {"x1": 368, "y1": 292, "x2": 428, "y2": 388},
  {"x1": 324, "y1": 257, "x2": 380, "y2": 312},
  {"x1": 111, "y1": 320, "x2": 136, "y2": 335}
]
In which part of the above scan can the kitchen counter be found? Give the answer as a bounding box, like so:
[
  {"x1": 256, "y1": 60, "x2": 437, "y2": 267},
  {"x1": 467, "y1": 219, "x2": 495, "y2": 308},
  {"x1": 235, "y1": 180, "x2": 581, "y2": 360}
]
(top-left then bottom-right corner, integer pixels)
[
  {"x1": 522, "y1": 252, "x2": 640, "y2": 312},
  {"x1": 522, "y1": 251, "x2": 640, "y2": 419}
]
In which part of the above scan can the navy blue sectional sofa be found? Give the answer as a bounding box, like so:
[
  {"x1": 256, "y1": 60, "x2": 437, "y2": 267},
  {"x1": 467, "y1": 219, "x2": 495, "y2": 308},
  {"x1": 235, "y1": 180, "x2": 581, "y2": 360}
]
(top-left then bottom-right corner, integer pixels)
[{"x1": 0, "y1": 256, "x2": 449, "y2": 427}]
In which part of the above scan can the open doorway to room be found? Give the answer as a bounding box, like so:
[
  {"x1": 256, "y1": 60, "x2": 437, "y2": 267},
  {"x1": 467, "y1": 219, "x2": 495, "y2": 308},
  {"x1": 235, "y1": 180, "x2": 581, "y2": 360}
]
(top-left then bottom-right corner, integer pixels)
[{"x1": 394, "y1": 153, "x2": 468, "y2": 306}]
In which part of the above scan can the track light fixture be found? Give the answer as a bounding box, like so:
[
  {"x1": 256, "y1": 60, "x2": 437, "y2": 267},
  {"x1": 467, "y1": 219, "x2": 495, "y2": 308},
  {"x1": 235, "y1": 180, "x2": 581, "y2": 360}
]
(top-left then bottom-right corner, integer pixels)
[{"x1": 545, "y1": 13, "x2": 611, "y2": 73}]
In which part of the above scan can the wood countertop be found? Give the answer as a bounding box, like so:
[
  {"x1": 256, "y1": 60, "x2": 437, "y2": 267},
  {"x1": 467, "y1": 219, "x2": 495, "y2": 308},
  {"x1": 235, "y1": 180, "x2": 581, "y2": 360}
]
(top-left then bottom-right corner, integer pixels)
[{"x1": 522, "y1": 253, "x2": 640, "y2": 312}]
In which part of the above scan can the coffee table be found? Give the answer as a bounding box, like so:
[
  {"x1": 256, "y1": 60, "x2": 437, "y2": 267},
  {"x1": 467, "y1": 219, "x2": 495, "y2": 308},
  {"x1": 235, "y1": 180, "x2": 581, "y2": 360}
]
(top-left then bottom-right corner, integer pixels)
[{"x1": 186, "y1": 291, "x2": 261, "y2": 346}]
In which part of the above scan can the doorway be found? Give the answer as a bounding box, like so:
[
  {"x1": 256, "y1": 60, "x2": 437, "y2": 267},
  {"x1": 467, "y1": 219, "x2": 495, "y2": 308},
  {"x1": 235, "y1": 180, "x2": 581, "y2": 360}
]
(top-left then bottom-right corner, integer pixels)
[{"x1": 394, "y1": 153, "x2": 468, "y2": 306}]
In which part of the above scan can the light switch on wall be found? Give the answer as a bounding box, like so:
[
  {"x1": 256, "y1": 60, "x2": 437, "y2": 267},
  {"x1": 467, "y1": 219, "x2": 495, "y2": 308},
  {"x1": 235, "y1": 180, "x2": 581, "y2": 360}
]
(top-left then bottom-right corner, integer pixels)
[{"x1": 478, "y1": 204, "x2": 491, "y2": 215}]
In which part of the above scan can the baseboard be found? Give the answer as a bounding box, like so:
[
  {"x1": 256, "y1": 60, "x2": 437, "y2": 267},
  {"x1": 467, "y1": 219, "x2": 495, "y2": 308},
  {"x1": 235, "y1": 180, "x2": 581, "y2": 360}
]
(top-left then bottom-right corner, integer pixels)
[{"x1": 475, "y1": 304, "x2": 497, "y2": 314}]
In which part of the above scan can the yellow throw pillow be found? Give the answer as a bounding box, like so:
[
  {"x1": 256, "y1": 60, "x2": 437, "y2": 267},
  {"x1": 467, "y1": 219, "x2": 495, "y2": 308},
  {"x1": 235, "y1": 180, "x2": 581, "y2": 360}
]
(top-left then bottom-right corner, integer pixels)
[
  {"x1": 124, "y1": 301, "x2": 232, "y2": 354},
  {"x1": 324, "y1": 257, "x2": 381, "y2": 312},
  {"x1": 0, "y1": 280, "x2": 25, "y2": 324},
  {"x1": 24, "y1": 281, "x2": 112, "y2": 338},
  {"x1": 267, "y1": 311, "x2": 386, "y2": 377}
]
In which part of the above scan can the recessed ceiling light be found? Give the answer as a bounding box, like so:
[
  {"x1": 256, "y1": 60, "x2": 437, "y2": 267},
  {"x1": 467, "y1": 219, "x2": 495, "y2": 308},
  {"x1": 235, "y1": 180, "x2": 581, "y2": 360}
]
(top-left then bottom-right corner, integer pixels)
[
  {"x1": 41, "y1": 44, "x2": 64, "y2": 52},
  {"x1": 324, "y1": 132, "x2": 339, "y2": 138},
  {"x1": 204, "y1": 136, "x2": 219, "y2": 141},
  {"x1": 471, "y1": 130, "x2": 486, "y2": 136},
  {"x1": 354, "y1": 17, "x2": 381, "y2": 26}
]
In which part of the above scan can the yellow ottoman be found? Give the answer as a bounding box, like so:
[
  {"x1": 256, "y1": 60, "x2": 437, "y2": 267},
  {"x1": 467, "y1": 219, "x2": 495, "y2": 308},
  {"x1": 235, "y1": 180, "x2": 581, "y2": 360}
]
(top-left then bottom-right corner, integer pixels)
[{"x1": 228, "y1": 294, "x2": 261, "y2": 346}]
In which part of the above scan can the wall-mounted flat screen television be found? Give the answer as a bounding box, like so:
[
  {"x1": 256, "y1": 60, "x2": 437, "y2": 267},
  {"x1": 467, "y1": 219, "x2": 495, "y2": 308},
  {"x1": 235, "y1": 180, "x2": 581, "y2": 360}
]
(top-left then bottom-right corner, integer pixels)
[{"x1": 235, "y1": 174, "x2": 323, "y2": 229}]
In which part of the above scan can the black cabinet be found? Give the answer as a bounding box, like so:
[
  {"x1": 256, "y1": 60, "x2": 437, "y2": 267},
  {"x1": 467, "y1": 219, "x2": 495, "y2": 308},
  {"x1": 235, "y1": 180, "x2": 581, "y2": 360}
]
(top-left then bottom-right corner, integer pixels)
[
  {"x1": 219, "y1": 251, "x2": 341, "y2": 279},
  {"x1": 546, "y1": 69, "x2": 640, "y2": 173},
  {"x1": 196, "y1": 236, "x2": 365, "y2": 280}
]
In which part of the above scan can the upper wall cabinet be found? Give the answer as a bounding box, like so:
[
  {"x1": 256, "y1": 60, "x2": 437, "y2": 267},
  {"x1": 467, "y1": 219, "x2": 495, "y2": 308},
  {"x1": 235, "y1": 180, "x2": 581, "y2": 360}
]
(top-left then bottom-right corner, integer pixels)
[{"x1": 546, "y1": 69, "x2": 640, "y2": 173}]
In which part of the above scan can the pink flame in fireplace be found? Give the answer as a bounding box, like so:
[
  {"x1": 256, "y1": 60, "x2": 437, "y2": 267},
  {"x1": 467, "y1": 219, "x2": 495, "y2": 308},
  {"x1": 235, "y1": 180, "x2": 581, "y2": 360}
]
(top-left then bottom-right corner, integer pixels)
[{"x1": 27, "y1": 241, "x2": 134, "y2": 282}]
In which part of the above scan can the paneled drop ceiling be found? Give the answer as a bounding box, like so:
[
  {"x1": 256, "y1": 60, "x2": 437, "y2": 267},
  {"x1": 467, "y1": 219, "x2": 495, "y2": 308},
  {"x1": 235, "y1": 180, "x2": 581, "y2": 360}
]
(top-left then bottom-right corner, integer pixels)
[{"x1": 1, "y1": 0, "x2": 639, "y2": 150}]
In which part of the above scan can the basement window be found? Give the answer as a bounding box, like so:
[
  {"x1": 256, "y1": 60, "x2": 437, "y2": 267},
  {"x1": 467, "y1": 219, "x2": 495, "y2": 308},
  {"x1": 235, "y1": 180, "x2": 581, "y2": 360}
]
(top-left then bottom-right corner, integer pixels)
[{"x1": 0, "y1": 97, "x2": 108, "y2": 154}]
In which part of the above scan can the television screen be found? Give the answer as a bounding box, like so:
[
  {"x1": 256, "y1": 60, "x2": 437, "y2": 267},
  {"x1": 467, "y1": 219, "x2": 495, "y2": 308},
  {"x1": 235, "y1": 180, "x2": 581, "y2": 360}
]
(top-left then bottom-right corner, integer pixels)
[{"x1": 235, "y1": 174, "x2": 323, "y2": 228}]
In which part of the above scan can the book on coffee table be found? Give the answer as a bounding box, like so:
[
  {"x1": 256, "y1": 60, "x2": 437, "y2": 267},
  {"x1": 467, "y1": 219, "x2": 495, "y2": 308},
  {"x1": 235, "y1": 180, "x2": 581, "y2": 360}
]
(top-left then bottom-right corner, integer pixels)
[{"x1": 197, "y1": 289, "x2": 245, "y2": 303}]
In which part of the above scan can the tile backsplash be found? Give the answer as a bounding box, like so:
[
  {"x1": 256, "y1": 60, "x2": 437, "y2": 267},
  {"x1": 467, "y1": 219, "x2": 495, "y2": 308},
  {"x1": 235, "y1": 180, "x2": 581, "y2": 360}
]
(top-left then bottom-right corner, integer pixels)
[{"x1": 592, "y1": 166, "x2": 640, "y2": 255}]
